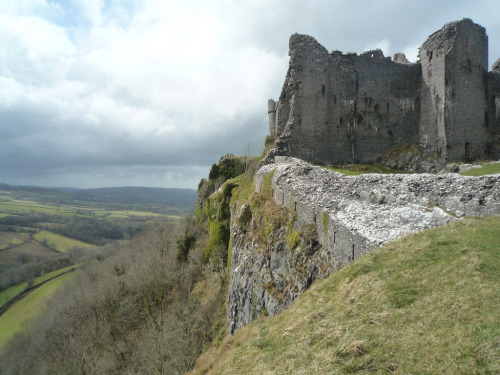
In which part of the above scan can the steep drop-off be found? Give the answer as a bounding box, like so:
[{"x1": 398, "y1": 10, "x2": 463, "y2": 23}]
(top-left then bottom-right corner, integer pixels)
[{"x1": 225, "y1": 157, "x2": 500, "y2": 332}]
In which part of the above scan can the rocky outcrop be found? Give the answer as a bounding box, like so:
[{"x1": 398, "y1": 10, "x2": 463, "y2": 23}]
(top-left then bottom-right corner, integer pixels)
[{"x1": 227, "y1": 157, "x2": 500, "y2": 333}]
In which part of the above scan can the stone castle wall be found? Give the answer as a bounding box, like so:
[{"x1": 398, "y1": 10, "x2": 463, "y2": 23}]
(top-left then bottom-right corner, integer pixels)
[
  {"x1": 227, "y1": 157, "x2": 500, "y2": 332},
  {"x1": 268, "y1": 19, "x2": 500, "y2": 167},
  {"x1": 489, "y1": 60, "x2": 500, "y2": 156}
]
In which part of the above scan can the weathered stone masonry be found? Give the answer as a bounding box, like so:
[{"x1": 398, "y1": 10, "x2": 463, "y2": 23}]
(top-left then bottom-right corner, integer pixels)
[
  {"x1": 226, "y1": 19, "x2": 500, "y2": 334},
  {"x1": 226, "y1": 157, "x2": 500, "y2": 332},
  {"x1": 267, "y1": 19, "x2": 500, "y2": 167}
]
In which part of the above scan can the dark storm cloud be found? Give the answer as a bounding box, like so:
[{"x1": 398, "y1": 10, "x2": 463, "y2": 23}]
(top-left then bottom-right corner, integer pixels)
[{"x1": 0, "y1": 0, "x2": 498, "y2": 188}]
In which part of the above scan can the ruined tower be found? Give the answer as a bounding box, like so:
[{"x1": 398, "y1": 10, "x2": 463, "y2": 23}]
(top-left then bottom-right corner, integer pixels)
[
  {"x1": 267, "y1": 19, "x2": 499, "y2": 168},
  {"x1": 420, "y1": 19, "x2": 489, "y2": 161}
]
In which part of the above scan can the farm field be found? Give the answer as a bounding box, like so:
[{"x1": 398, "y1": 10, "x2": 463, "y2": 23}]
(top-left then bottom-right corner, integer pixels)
[
  {"x1": 0, "y1": 282, "x2": 28, "y2": 308},
  {"x1": 0, "y1": 232, "x2": 31, "y2": 250},
  {"x1": 0, "y1": 271, "x2": 77, "y2": 347},
  {"x1": 34, "y1": 230, "x2": 97, "y2": 253},
  {"x1": 32, "y1": 265, "x2": 77, "y2": 287},
  {"x1": 0, "y1": 199, "x2": 166, "y2": 220},
  {"x1": 0, "y1": 241, "x2": 57, "y2": 264}
]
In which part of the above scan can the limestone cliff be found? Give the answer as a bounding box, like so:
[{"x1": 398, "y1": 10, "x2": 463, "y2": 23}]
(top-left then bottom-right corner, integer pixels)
[{"x1": 226, "y1": 158, "x2": 500, "y2": 333}]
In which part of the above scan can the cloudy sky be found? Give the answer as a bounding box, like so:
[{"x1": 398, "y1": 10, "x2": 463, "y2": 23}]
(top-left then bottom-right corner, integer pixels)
[{"x1": 1, "y1": 0, "x2": 499, "y2": 189}]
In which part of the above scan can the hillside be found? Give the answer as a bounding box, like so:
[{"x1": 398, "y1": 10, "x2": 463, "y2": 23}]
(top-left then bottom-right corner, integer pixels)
[
  {"x1": 192, "y1": 216, "x2": 500, "y2": 374},
  {"x1": 0, "y1": 183, "x2": 197, "y2": 212}
]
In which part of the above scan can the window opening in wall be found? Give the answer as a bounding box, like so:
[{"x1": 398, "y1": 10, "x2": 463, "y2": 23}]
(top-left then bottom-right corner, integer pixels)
[
  {"x1": 313, "y1": 214, "x2": 317, "y2": 222},
  {"x1": 352, "y1": 244, "x2": 355, "y2": 261},
  {"x1": 294, "y1": 202, "x2": 297, "y2": 211},
  {"x1": 322, "y1": 85, "x2": 326, "y2": 96},
  {"x1": 271, "y1": 189, "x2": 274, "y2": 198},
  {"x1": 333, "y1": 232, "x2": 336, "y2": 243},
  {"x1": 465, "y1": 142, "x2": 471, "y2": 162}
]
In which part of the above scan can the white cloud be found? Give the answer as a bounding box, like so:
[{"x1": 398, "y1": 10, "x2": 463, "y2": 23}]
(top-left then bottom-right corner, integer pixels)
[
  {"x1": 402, "y1": 43, "x2": 420, "y2": 63},
  {"x1": 0, "y1": 0, "x2": 499, "y2": 188}
]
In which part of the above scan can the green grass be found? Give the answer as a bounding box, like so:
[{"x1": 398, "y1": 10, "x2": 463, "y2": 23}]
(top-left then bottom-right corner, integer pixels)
[
  {"x1": 0, "y1": 266, "x2": 75, "y2": 309},
  {"x1": 193, "y1": 216, "x2": 500, "y2": 374},
  {"x1": 0, "y1": 283, "x2": 28, "y2": 309},
  {"x1": 460, "y1": 162, "x2": 500, "y2": 176},
  {"x1": 34, "y1": 230, "x2": 96, "y2": 252},
  {"x1": 0, "y1": 232, "x2": 30, "y2": 250},
  {"x1": 32, "y1": 265, "x2": 77, "y2": 287},
  {"x1": 322, "y1": 163, "x2": 408, "y2": 176},
  {"x1": 0, "y1": 201, "x2": 74, "y2": 216},
  {"x1": 0, "y1": 272, "x2": 76, "y2": 348},
  {"x1": 104, "y1": 210, "x2": 164, "y2": 218}
]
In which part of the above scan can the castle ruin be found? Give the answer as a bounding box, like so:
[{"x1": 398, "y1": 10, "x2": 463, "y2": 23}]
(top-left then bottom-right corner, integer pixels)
[{"x1": 267, "y1": 19, "x2": 500, "y2": 168}]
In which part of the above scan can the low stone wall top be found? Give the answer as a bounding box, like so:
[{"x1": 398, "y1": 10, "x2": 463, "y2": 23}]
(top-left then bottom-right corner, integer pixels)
[{"x1": 255, "y1": 157, "x2": 500, "y2": 247}]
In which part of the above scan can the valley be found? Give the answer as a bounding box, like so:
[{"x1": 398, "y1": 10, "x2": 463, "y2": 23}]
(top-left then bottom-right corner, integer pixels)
[{"x1": 0, "y1": 183, "x2": 196, "y2": 349}]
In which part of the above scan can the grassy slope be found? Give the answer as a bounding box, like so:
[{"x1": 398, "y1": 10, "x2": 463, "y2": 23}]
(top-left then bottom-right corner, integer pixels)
[
  {"x1": 460, "y1": 162, "x2": 500, "y2": 176},
  {"x1": 0, "y1": 283, "x2": 28, "y2": 308},
  {"x1": 0, "y1": 272, "x2": 77, "y2": 348},
  {"x1": 0, "y1": 266, "x2": 75, "y2": 309},
  {"x1": 32, "y1": 265, "x2": 77, "y2": 287},
  {"x1": 192, "y1": 216, "x2": 500, "y2": 374},
  {"x1": 34, "y1": 230, "x2": 96, "y2": 252}
]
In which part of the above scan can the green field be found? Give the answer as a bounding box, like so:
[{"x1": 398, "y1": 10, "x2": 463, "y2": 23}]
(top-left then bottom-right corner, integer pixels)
[
  {"x1": 32, "y1": 265, "x2": 77, "y2": 287},
  {"x1": 0, "y1": 199, "x2": 168, "y2": 220},
  {"x1": 0, "y1": 271, "x2": 77, "y2": 348},
  {"x1": 34, "y1": 230, "x2": 97, "y2": 253},
  {"x1": 0, "y1": 266, "x2": 76, "y2": 310},
  {"x1": 194, "y1": 216, "x2": 500, "y2": 374},
  {"x1": 0, "y1": 201, "x2": 74, "y2": 216},
  {"x1": 0, "y1": 232, "x2": 30, "y2": 250},
  {"x1": 0, "y1": 283, "x2": 28, "y2": 309}
]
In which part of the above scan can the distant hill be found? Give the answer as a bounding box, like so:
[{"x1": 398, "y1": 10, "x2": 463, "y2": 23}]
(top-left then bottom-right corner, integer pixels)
[
  {"x1": 0, "y1": 183, "x2": 197, "y2": 210},
  {"x1": 55, "y1": 186, "x2": 197, "y2": 208}
]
